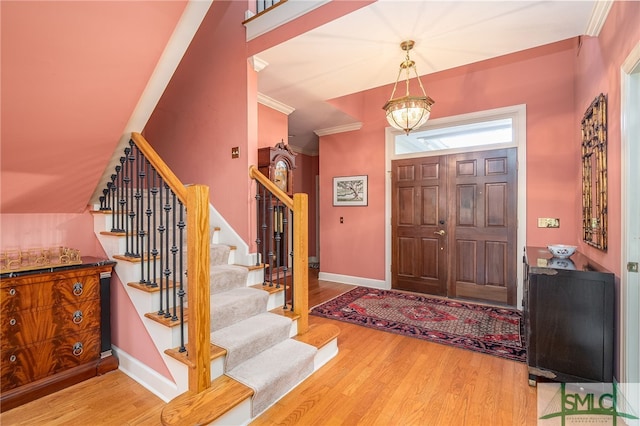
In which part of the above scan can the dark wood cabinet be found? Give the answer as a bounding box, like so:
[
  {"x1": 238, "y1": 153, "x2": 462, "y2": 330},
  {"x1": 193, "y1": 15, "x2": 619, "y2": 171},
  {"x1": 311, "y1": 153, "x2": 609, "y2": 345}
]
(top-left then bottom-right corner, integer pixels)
[
  {"x1": 523, "y1": 246, "x2": 614, "y2": 386},
  {"x1": 0, "y1": 258, "x2": 118, "y2": 411}
]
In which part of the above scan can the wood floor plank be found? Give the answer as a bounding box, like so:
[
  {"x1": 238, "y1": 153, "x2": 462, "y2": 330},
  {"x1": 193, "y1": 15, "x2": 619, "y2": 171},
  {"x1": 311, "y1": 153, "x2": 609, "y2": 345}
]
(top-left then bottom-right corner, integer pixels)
[{"x1": 1, "y1": 270, "x2": 538, "y2": 425}]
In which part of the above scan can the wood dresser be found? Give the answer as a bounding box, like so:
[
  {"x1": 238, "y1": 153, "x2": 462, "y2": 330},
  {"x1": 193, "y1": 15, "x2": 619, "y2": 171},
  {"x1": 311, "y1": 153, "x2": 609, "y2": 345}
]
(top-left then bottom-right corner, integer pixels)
[
  {"x1": 523, "y1": 246, "x2": 614, "y2": 386},
  {"x1": 0, "y1": 257, "x2": 118, "y2": 412}
]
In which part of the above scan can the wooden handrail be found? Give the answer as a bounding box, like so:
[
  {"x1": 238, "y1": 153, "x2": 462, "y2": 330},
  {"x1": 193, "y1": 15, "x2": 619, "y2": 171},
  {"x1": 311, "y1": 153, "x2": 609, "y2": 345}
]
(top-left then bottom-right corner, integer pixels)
[
  {"x1": 131, "y1": 132, "x2": 187, "y2": 204},
  {"x1": 249, "y1": 165, "x2": 293, "y2": 209}
]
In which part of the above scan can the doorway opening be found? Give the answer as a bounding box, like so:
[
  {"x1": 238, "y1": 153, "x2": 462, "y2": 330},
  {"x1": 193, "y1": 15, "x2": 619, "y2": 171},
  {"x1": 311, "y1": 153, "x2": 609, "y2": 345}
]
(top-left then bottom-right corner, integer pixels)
[
  {"x1": 621, "y1": 41, "x2": 640, "y2": 396},
  {"x1": 385, "y1": 104, "x2": 527, "y2": 308}
]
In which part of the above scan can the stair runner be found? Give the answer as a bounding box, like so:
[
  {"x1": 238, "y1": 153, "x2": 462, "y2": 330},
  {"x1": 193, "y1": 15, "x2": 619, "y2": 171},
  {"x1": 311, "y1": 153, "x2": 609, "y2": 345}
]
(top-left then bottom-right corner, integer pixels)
[{"x1": 208, "y1": 244, "x2": 316, "y2": 417}]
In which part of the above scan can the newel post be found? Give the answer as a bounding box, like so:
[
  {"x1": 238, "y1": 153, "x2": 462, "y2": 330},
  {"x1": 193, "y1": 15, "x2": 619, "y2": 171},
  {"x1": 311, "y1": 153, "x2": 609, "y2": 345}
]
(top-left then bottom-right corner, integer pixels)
[
  {"x1": 186, "y1": 184, "x2": 211, "y2": 392},
  {"x1": 292, "y1": 193, "x2": 309, "y2": 334}
]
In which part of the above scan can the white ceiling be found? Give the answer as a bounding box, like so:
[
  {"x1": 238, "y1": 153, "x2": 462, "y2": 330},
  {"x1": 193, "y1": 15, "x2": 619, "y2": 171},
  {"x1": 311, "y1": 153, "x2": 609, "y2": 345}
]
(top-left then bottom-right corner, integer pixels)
[{"x1": 253, "y1": 0, "x2": 607, "y2": 154}]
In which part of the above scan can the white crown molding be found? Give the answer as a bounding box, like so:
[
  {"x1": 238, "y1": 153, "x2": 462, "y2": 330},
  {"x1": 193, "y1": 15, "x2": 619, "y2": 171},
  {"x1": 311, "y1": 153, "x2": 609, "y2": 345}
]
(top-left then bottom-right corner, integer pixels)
[
  {"x1": 621, "y1": 41, "x2": 640, "y2": 74},
  {"x1": 249, "y1": 55, "x2": 268, "y2": 73},
  {"x1": 257, "y1": 93, "x2": 295, "y2": 115},
  {"x1": 314, "y1": 122, "x2": 363, "y2": 137},
  {"x1": 244, "y1": 0, "x2": 330, "y2": 41},
  {"x1": 585, "y1": 1, "x2": 613, "y2": 36}
]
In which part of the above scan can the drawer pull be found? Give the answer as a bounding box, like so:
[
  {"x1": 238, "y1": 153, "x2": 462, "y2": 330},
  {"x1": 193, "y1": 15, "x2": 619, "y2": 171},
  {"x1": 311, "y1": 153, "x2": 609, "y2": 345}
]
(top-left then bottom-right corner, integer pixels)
[
  {"x1": 9, "y1": 355, "x2": 16, "y2": 363},
  {"x1": 72, "y1": 342, "x2": 84, "y2": 356},
  {"x1": 73, "y1": 282, "x2": 84, "y2": 296},
  {"x1": 72, "y1": 310, "x2": 83, "y2": 324},
  {"x1": 9, "y1": 318, "x2": 16, "y2": 326},
  {"x1": 9, "y1": 288, "x2": 16, "y2": 296}
]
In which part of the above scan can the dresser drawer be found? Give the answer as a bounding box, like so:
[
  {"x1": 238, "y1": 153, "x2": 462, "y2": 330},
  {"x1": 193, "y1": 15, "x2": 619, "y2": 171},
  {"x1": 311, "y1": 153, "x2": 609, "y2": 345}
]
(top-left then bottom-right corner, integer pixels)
[
  {"x1": 1, "y1": 299, "x2": 101, "y2": 347},
  {"x1": 1, "y1": 328, "x2": 101, "y2": 391},
  {"x1": 1, "y1": 272, "x2": 99, "y2": 312}
]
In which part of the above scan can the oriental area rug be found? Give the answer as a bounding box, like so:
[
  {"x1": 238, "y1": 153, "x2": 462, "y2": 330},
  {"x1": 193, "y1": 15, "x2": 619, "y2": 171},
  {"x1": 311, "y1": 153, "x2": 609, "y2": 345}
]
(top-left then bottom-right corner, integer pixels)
[{"x1": 310, "y1": 286, "x2": 526, "y2": 362}]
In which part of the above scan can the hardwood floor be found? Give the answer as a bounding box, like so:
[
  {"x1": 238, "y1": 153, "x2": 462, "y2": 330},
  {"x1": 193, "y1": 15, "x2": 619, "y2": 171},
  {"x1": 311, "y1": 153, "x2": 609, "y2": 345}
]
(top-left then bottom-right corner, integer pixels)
[{"x1": 0, "y1": 270, "x2": 538, "y2": 425}]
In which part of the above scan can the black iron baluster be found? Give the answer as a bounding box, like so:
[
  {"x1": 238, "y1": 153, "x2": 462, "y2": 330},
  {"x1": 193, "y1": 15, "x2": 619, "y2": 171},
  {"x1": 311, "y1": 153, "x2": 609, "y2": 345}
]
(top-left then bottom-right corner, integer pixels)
[
  {"x1": 109, "y1": 174, "x2": 118, "y2": 232},
  {"x1": 261, "y1": 185, "x2": 268, "y2": 285},
  {"x1": 267, "y1": 191, "x2": 274, "y2": 287},
  {"x1": 163, "y1": 182, "x2": 172, "y2": 319},
  {"x1": 157, "y1": 177, "x2": 165, "y2": 315},
  {"x1": 178, "y1": 201, "x2": 186, "y2": 352},
  {"x1": 127, "y1": 142, "x2": 138, "y2": 258},
  {"x1": 274, "y1": 200, "x2": 282, "y2": 289},
  {"x1": 99, "y1": 187, "x2": 109, "y2": 211},
  {"x1": 282, "y1": 206, "x2": 290, "y2": 308},
  {"x1": 118, "y1": 159, "x2": 127, "y2": 236},
  {"x1": 289, "y1": 208, "x2": 294, "y2": 311},
  {"x1": 255, "y1": 184, "x2": 262, "y2": 267},
  {"x1": 123, "y1": 149, "x2": 132, "y2": 256},
  {"x1": 149, "y1": 168, "x2": 159, "y2": 289},
  {"x1": 136, "y1": 146, "x2": 145, "y2": 281},
  {"x1": 170, "y1": 192, "x2": 178, "y2": 322},
  {"x1": 144, "y1": 160, "x2": 153, "y2": 287}
]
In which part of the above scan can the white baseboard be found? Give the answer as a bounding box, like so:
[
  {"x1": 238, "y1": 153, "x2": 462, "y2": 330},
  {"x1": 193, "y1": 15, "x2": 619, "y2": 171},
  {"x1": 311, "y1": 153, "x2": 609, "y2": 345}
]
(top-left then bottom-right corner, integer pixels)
[
  {"x1": 317, "y1": 272, "x2": 388, "y2": 290},
  {"x1": 112, "y1": 345, "x2": 179, "y2": 403}
]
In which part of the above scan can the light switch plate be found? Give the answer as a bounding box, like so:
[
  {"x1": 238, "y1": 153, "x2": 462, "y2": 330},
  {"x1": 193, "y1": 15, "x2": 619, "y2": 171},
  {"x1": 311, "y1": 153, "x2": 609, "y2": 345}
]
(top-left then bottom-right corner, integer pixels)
[{"x1": 538, "y1": 218, "x2": 560, "y2": 228}]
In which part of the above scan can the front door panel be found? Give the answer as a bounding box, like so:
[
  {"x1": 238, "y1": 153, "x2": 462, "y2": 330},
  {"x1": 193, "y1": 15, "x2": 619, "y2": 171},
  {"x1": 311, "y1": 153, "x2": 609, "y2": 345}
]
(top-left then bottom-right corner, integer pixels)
[{"x1": 392, "y1": 148, "x2": 517, "y2": 306}]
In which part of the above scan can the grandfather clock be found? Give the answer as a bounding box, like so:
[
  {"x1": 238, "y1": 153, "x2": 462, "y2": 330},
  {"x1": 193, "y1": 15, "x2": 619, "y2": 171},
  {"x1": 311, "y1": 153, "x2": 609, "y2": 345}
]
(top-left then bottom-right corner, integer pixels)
[
  {"x1": 257, "y1": 141, "x2": 297, "y2": 195},
  {"x1": 257, "y1": 142, "x2": 297, "y2": 279}
]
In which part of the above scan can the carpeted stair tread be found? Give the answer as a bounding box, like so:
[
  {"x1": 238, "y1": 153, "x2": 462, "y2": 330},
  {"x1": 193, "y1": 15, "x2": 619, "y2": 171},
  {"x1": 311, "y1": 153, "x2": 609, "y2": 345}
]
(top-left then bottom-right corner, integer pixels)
[
  {"x1": 211, "y1": 287, "x2": 268, "y2": 332},
  {"x1": 226, "y1": 338, "x2": 317, "y2": 417},
  {"x1": 210, "y1": 244, "x2": 231, "y2": 266},
  {"x1": 210, "y1": 264, "x2": 248, "y2": 294},
  {"x1": 210, "y1": 312, "x2": 292, "y2": 371}
]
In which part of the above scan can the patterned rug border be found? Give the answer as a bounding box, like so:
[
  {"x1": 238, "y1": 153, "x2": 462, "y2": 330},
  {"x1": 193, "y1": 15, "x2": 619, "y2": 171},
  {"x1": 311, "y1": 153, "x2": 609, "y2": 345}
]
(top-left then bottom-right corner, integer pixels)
[{"x1": 310, "y1": 286, "x2": 526, "y2": 362}]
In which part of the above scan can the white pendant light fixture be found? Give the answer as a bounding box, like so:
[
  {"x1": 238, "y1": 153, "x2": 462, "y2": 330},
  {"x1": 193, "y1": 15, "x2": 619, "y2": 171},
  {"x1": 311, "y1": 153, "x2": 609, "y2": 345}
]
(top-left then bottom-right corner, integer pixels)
[{"x1": 382, "y1": 40, "x2": 434, "y2": 135}]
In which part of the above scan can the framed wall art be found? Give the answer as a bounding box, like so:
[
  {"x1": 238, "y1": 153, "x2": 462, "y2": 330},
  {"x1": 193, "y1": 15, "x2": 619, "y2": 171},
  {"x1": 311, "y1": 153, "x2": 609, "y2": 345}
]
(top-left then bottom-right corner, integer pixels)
[
  {"x1": 333, "y1": 175, "x2": 368, "y2": 206},
  {"x1": 581, "y1": 93, "x2": 607, "y2": 251}
]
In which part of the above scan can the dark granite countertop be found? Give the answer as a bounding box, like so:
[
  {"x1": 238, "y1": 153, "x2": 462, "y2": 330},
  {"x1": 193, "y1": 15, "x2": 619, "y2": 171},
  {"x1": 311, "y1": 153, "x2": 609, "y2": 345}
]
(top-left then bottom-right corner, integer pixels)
[{"x1": 0, "y1": 256, "x2": 116, "y2": 279}]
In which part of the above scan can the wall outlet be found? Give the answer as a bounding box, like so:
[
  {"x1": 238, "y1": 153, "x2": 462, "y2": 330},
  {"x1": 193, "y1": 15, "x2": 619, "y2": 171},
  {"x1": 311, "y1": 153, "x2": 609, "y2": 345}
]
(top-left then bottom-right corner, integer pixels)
[{"x1": 538, "y1": 218, "x2": 560, "y2": 228}]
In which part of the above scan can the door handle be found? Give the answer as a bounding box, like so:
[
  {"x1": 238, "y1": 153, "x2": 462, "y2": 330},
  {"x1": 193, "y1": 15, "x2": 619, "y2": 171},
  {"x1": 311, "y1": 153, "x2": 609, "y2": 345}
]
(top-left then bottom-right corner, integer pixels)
[{"x1": 434, "y1": 230, "x2": 446, "y2": 236}]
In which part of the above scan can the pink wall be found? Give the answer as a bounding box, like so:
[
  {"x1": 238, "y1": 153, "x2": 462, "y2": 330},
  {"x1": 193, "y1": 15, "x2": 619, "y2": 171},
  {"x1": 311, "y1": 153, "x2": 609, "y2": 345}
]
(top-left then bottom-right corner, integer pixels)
[
  {"x1": 258, "y1": 104, "x2": 288, "y2": 148},
  {"x1": 321, "y1": 39, "x2": 580, "y2": 280},
  {"x1": 144, "y1": 1, "x2": 257, "y2": 245},
  {"x1": 1, "y1": 1, "x2": 187, "y2": 214},
  {"x1": 110, "y1": 272, "x2": 172, "y2": 379},
  {"x1": 294, "y1": 153, "x2": 319, "y2": 258},
  {"x1": 1, "y1": 212, "x2": 99, "y2": 254},
  {"x1": 573, "y1": 1, "x2": 640, "y2": 275}
]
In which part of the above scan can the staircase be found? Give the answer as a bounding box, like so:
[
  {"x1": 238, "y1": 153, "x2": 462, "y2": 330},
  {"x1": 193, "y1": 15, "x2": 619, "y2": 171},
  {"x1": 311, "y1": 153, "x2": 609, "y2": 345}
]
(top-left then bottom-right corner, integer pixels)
[{"x1": 92, "y1": 210, "x2": 339, "y2": 425}]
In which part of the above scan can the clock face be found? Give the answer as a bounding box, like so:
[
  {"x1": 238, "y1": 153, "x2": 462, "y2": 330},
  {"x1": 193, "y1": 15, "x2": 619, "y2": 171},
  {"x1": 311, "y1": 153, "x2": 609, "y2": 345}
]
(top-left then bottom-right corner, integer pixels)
[{"x1": 274, "y1": 160, "x2": 288, "y2": 192}]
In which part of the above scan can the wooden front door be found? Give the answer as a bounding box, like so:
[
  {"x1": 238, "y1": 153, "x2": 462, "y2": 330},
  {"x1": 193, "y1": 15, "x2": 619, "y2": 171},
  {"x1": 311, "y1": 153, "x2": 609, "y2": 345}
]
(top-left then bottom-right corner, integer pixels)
[{"x1": 392, "y1": 148, "x2": 517, "y2": 306}]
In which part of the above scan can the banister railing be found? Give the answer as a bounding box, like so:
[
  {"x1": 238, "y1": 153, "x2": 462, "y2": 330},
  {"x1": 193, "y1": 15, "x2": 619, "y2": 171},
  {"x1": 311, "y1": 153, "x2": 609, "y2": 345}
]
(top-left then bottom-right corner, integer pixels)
[
  {"x1": 99, "y1": 132, "x2": 211, "y2": 394},
  {"x1": 249, "y1": 165, "x2": 308, "y2": 334}
]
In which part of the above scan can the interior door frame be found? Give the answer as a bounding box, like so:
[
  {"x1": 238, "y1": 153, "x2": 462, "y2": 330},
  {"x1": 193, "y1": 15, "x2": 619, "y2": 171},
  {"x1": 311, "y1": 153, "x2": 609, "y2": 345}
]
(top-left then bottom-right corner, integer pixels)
[
  {"x1": 385, "y1": 104, "x2": 527, "y2": 308},
  {"x1": 620, "y1": 41, "x2": 640, "y2": 390}
]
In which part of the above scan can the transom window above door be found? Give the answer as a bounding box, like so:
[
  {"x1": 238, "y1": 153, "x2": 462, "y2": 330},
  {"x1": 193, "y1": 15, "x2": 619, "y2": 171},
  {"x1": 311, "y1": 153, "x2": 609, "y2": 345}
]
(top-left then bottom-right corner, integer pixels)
[{"x1": 394, "y1": 117, "x2": 514, "y2": 156}]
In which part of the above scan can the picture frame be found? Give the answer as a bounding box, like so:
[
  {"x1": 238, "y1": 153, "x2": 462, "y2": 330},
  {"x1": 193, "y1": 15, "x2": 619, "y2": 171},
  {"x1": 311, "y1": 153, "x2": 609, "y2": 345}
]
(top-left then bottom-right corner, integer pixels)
[{"x1": 333, "y1": 175, "x2": 368, "y2": 206}]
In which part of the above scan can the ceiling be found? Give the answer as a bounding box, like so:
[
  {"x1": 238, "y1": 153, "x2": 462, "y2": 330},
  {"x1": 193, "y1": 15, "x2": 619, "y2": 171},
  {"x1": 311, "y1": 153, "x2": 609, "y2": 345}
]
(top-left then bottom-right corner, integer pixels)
[
  {"x1": 0, "y1": 0, "x2": 608, "y2": 214},
  {"x1": 253, "y1": 0, "x2": 607, "y2": 154}
]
